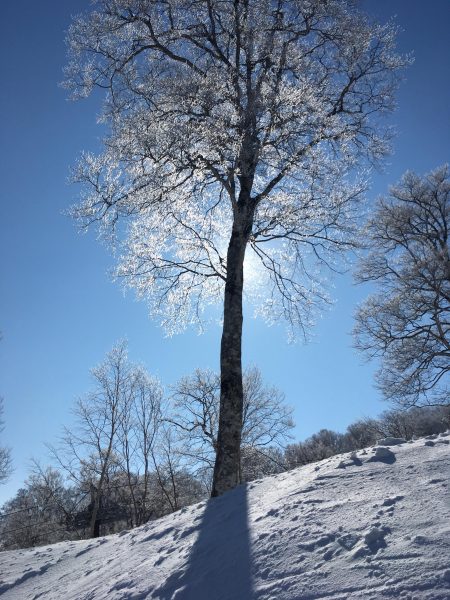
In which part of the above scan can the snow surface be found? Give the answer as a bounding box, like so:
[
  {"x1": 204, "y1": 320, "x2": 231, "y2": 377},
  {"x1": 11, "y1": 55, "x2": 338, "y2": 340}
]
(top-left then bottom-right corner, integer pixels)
[{"x1": 1, "y1": 435, "x2": 449, "y2": 599}]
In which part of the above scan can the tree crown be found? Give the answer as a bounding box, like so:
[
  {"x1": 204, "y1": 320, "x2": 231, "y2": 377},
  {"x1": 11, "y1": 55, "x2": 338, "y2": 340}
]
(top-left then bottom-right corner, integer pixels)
[{"x1": 66, "y1": 0, "x2": 409, "y2": 336}]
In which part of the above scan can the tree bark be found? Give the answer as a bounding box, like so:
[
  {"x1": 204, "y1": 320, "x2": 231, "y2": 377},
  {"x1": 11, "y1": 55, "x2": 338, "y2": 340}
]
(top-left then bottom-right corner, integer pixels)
[
  {"x1": 89, "y1": 483, "x2": 102, "y2": 538},
  {"x1": 212, "y1": 200, "x2": 254, "y2": 497}
]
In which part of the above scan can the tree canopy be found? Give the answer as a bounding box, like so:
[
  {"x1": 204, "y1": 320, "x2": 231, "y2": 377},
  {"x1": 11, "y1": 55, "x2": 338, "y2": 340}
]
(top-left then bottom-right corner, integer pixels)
[{"x1": 67, "y1": 0, "x2": 406, "y2": 336}]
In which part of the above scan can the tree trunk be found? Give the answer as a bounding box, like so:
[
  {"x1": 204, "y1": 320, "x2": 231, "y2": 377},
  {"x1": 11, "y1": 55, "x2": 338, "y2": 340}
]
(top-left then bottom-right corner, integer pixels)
[
  {"x1": 211, "y1": 201, "x2": 254, "y2": 497},
  {"x1": 93, "y1": 517, "x2": 100, "y2": 538},
  {"x1": 89, "y1": 484, "x2": 101, "y2": 538},
  {"x1": 89, "y1": 438, "x2": 114, "y2": 537}
]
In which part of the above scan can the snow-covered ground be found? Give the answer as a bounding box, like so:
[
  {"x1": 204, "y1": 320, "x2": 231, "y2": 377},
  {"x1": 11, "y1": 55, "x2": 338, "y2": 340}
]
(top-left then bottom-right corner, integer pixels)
[{"x1": 1, "y1": 434, "x2": 449, "y2": 600}]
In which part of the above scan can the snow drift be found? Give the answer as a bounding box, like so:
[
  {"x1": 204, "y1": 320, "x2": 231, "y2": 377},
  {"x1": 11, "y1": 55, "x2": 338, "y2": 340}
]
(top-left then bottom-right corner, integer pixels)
[{"x1": 1, "y1": 434, "x2": 449, "y2": 599}]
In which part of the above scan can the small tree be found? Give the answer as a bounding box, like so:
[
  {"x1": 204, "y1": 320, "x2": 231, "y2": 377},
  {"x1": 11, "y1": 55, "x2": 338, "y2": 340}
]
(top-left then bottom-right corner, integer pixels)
[
  {"x1": 345, "y1": 418, "x2": 379, "y2": 449},
  {"x1": 284, "y1": 428, "x2": 349, "y2": 468},
  {"x1": 116, "y1": 367, "x2": 162, "y2": 526},
  {"x1": 65, "y1": 0, "x2": 408, "y2": 495},
  {"x1": 151, "y1": 425, "x2": 205, "y2": 513},
  {"x1": 0, "y1": 465, "x2": 76, "y2": 550},
  {"x1": 377, "y1": 406, "x2": 450, "y2": 440},
  {"x1": 0, "y1": 398, "x2": 12, "y2": 484},
  {"x1": 354, "y1": 166, "x2": 450, "y2": 407},
  {"x1": 51, "y1": 342, "x2": 162, "y2": 537},
  {"x1": 168, "y1": 366, "x2": 293, "y2": 486},
  {"x1": 240, "y1": 446, "x2": 285, "y2": 482}
]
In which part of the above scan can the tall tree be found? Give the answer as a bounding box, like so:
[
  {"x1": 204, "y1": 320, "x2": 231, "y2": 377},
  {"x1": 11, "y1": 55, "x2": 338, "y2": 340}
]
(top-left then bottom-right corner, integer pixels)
[
  {"x1": 354, "y1": 166, "x2": 450, "y2": 407},
  {"x1": 65, "y1": 0, "x2": 407, "y2": 495}
]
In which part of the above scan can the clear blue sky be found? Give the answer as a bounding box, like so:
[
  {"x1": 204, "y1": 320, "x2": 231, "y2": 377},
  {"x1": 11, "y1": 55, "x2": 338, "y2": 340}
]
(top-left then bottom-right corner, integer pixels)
[{"x1": 1, "y1": 0, "x2": 449, "y2": 505}]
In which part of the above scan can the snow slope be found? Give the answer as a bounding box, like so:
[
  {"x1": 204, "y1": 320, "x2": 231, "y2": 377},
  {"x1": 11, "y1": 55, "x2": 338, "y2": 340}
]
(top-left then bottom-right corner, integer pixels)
[{"x1": 1, "y1": 434, "x2": 449, "y2": 600}]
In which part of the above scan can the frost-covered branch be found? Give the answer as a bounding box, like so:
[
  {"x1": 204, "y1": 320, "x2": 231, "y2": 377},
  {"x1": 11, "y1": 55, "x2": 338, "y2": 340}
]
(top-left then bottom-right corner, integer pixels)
[
  {"x1": 66, "y1": 0, "x2": 408, "y2": 337},
  {"x1": 354, "y1": 166, "x2": 450, "y2": 407}
]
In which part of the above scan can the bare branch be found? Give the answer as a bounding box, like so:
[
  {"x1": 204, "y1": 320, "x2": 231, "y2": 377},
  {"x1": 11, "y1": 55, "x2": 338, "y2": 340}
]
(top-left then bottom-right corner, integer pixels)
[{"x1": 354, "y1": 166, "x2": 450, "y2": 407}]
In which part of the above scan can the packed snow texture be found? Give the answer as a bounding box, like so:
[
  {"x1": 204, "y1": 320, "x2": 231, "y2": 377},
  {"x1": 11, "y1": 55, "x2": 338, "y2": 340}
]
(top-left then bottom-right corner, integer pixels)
[{"x1": 1, "y1": 435, "x2": 449, "y2": 599}]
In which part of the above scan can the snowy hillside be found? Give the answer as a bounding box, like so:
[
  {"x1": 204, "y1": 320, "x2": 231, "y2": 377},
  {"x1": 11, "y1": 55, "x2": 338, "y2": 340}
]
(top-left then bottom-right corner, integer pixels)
[{"x1": 1, "y1": 434, "x2": 449, "y2": 600}]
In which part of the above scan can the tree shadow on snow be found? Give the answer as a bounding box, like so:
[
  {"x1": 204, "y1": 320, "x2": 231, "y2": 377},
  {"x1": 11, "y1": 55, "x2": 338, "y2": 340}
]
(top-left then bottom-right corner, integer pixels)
[{"x1": 154, "y1": 484, "x2": 253, "y2": 600}]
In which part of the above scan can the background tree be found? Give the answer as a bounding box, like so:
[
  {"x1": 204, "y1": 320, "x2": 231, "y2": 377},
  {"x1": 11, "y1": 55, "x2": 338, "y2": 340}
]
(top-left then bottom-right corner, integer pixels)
[
  {"x1": 65, "y1": 0, "x2": 408, "y2": 495},
  {"x1": 168, "y1": 366, "x2": 293, "y2": 488},
  {"x1": 374, "y1": 406, "x2": 450, "y2": 440},
  {"x1": 0, "y1": 398, "x2": 12, "y2": 484},
  {"x1": 284, "y1": 428, "x2": 350, "y2": 467},
  {"x1": 50, "y1": 342, "x2": 163, "y2": 537},
  {"x1": 345, "y1": 418, "x2": 379, "y2": 449},
  {"x1": 240, "y1": 445, "x2": 286, "y2": 483},
  {"x1": 354, "y1": 166, "x2": 450, "y2": 407},
  {"x1": 0, "y1": 465, "x2": 78, "y2": 550},
  {"x1": 58, "y1": 343, "x2": 128, "y2": 537},
  {"x1": 168, "y1": 370, "x2": 219, "y2": 482},
  {"x1": 0, "y1": 333, "x2": 13, "y2": 485},
  {"x1": 283, "y1": 404, "x2": 450, "y2": 471},
  {"x1": 116, "y1": 366, "x2": 162, "y2": 526},
  {"x1": 151, "y1": 424, "x2": 205, "y2": 513}
]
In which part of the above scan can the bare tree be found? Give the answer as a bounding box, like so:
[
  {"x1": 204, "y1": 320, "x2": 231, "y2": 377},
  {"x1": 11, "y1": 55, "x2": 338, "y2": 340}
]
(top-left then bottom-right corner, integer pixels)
[
  {"x1": 345, "y1": 418, "x2": 379, "y2": 449},
  {"x1": 0, "y1": 332, "x2": 13, "y2": 485},
  {"x1": 51, "y1": 342, "x2": 163, "y2": 536},
  {"x1": 116, "y1": 367, "x2": 162, "y2": 526},
  {"x1": 376, "y1": 406, "x2": 450, "y2": 440},
  {"x1": 150, "y1": 424, "x2": 205, "y2": 512},
  {"x1": 167, "y1": 369, "x2": 219, "y2": 478},
  {"x1": 0, "y1": 465, "x2": 76, "y2": 550},
  {"x1": 51, "y1": 343, "x2": 129, "y2": 537},
  {"x1": 242, "y1": 367, "x2": 294, "y2": 449},
  {"x1": 168, "y1": 366, "x2": 293, "y2": 486},
  {"x1": 354, "y1": 166, "x2": 450, "y2": 407},
  {"x1": 284, "y1": 428, "x2": 350, "y2": 468},
  {"x1": 65, "y1": 0, "x2": 408, "y2": 495},
  {"x1": 0, "y1": 398, "x2": 12, "y2": 484},
  {"x1": 51, "y1": 342, "x2": 162, "y2": 537},
  {"x1": 240, "y1": 445, "x2": 286, "y2": 483}
]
